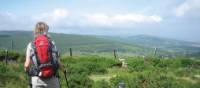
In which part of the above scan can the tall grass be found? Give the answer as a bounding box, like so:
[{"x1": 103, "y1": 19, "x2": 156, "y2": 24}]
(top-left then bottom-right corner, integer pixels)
[{"x1": 0, "y1": 51, "x2": 200, "y2": 88}]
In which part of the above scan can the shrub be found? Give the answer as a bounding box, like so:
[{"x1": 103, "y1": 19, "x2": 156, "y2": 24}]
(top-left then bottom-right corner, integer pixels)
[
  {"x1": 68, "y1": 74, "x2": 93, "y2": 88},
  {"x1": 62, "y1": 56, "x2": 119, "y2": 75},
  {"x1": 93, "y1": 80, "x2": 111, "y2": 88},
  {"x1": 127, "y1": 58, "x2": 146, "y2": 72},
  {"x1": 110, "y1": 70, "x2": 200, "y2": 88},
  {"x1": 0, "y1": 50, "x2": 20, "y2": 61},
  {"x1": 0, "y1": 63, "x2": 27, "y2": 88},
  {"x1": 180, "y1": 58, "x2": 194, "y2": 67}
]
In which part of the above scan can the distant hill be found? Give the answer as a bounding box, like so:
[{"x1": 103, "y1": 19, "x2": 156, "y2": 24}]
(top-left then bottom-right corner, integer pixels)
[
  {"x1": 0, "y1": 31, "x2": 33, "y2": 51},
  {"x1": 0, "y1": 31, "x2": 153, "y2": 56},
  {"x1": 0, "y1": 31, "x2": 199, "y2": 56},
  {"x1": 102, "y1": 35, "x2": 200, "y2": 55}
]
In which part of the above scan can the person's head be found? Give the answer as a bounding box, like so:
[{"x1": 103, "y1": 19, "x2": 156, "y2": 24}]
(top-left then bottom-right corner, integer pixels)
[{"x1": 34, "y1": 21, "x2": 49, "y2": 37}]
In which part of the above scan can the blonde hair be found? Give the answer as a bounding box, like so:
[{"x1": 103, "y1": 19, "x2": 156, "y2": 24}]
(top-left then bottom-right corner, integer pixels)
[{"x1": 34, "y1": 22, "x2": 49, "y2": 37}]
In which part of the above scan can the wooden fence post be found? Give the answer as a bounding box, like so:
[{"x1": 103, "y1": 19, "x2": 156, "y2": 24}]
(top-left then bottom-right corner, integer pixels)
[
  {"x1": 5, "y1": 49, "x2": 8, "y2": 65},
  {"x1": 11, "y1": 40, "x2": 14, "y2": 50},
  {"x1": 70, "y1": 48, "x2": 72, "y2": 57},
  {"x1": 114, "y1": 49, "x2": 117, "y2": 59},
  {"x1": 154, "y1": 48, "x2": 157, "y2": 57}
]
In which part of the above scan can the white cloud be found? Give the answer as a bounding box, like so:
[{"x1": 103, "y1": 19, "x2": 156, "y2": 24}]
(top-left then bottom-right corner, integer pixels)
[
  {"x1": 84, "y1": 13, "x2": 162, "y2": 27},
  {"x1": 84, "y1": 14, "x2": 113, "y2": 26},
  {"x1": 33, "y1": 9, "x2": 162, "y2": 28},
  {"x1": 33, "y1": 8, "x2": 69, "y2": 25},
  {"x1": 0, "y1": 8, "x2": 162, "y2": 31},
  {"x1": 0, "y1": 12, "x2": 32, "y2": 30},
  {"x1": 53, "y1": 9, "x2": 68, "y2": 18},
  {"x1": 175, "y1": 0, "x2": 200, "y2": 17}
]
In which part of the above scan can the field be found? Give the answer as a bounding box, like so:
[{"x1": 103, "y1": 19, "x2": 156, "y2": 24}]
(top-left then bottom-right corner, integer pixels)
[
  {"x1": 0, "y1": 51, "x2": 200, "y2": 88},
  {"x1": 1, "y1": 31, "x2": 200, "y2": 88},
  {"x1": 1, "y1": 31, "x2": 200, "y2": 57},
  {"x1": 0, "y1": 31, "x2": 151, "y2": 56}
]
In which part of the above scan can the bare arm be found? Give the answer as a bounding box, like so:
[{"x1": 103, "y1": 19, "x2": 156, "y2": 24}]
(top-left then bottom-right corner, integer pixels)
[{"x1": 24, "y1": 43, "x2": 31, "y2": 72}]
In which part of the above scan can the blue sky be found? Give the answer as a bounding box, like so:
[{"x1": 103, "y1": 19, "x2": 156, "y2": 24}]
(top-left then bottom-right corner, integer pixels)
[{"x1": 0, "y1": 0, "x2": 200, "y2": 42}]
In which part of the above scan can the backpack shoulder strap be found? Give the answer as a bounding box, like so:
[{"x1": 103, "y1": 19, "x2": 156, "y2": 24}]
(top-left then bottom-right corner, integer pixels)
[{"x1": 30, "y1": 42, "x2": 40, "y2": 68}]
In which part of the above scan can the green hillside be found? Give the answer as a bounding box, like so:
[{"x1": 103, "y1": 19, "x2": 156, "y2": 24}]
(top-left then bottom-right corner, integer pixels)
[
  {"x1": 2, "y1": 31, "x2": 199, "y2": 57},
  {"x1": 0, "y1": 31, "x2": 153, "y2": 56},
  {"x1": 0, "y1": 31, "x2": 32, "y2": 52},
  {"x1": 102, "y1": 35, "x2": 200, "y2": 55},
  {"x1": 1, "y1": 31, "x2": 200, "y2": 88}
]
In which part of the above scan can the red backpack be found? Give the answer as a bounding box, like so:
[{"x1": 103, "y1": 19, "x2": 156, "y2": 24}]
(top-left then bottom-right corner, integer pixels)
[{"x1": 30, "y1": 35, "x2": 58, "y2": 78}]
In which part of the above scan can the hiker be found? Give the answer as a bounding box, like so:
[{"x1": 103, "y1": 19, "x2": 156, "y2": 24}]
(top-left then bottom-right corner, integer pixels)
[{"x1": 24, "y1": 22, "x2": 66, "y2": 88}]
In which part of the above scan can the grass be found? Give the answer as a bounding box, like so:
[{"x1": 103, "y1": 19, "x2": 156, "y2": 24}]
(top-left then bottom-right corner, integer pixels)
[
  {"x1": 1, "y1": 54, "x2": 200, "y2": 88},
  {"x1": 89, "y1": 67, "x2": 128, "y2": 82}
]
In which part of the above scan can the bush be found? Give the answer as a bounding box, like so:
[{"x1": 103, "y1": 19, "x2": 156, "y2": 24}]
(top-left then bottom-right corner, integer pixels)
[
  {"x1": 61, "y1": 56, "x2": 120, "y2": 88},
  {"x1": 0, "y1": 50, "x2": 21, "y2": 61},
  {"x1": 68, "y1": 74, "x2": 93, "y2": 88},
  {"x1": 1, "y1": 55, "x2": 200, "y2": 88},
  {"x1": 110, "y1": 70, "x2": 200, "y2": 88},
  {"x1": 62, "y1": 56, "x2": 119, "y2": 75},
  {"x1": 127, "y1": 58, "x2": 146, "y2": 72},
  {"x1": 0, "y1": 62, "x2": 27, "y2": 88},
  {"x1": 0, "y1": 63, "x2": 7, "y2": 74},
  {"x1": 180, "y1": 58, "x2": 194, "y2": 67},
  {"x1": 93, "y1": 80, "x2": 111, "y2": 88}
]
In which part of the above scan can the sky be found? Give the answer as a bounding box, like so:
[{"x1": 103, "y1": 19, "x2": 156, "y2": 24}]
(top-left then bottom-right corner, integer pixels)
[{"x1": 0, "y1": 0, "x2": 200, "y2": 42}]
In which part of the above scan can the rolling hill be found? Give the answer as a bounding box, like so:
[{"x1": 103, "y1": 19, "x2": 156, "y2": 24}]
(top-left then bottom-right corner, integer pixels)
[
  {"x1": 0, "y1": 31, "x2": 199, "y2": 56},
  {"x1": 0, "y1": 31, "x2": 152, "y2": 56},
  {"x1": 100, "y1": 35, "x2": 200, "y2": 55}
]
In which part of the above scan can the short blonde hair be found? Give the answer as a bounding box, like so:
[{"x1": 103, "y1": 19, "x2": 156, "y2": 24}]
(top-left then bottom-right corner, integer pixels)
[{"x1": 34, "y1": 22, "x2": 49, "y2": 37}]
